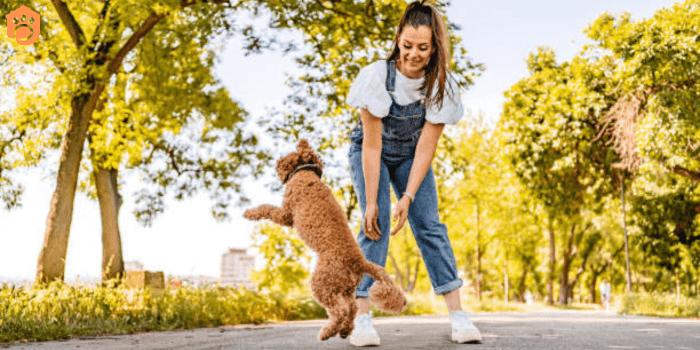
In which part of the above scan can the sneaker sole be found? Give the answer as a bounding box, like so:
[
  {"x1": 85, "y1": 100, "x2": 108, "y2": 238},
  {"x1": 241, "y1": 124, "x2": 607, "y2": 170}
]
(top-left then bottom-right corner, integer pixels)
[
  {"x1": 452, "y1": 330, "x2": 483, "y2": 344},
  {"x1": 349, "y1": 334, "x2": 381, "y2": 347}
]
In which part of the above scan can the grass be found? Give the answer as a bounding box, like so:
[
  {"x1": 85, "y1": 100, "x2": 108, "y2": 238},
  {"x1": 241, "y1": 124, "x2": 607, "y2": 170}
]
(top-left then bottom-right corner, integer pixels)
[
  {"x1": 617, "y1": 292, "x2": 700, "y2": 318},
  {"x1": 4, "y1": 282, "x2": 697, "y2": 344},
  {"x1": 0, "y1": 282, "x2": 325, "y2": 344},
  {"x1": 1, "y1": 282, "x2": 538, "y2": 344}
]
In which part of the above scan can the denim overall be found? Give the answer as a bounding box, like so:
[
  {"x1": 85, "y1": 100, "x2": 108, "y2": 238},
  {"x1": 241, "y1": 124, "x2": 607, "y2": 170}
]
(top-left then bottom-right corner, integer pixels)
[{"x1": 348, "y1": 60, "x2": 463, "y2": 297}]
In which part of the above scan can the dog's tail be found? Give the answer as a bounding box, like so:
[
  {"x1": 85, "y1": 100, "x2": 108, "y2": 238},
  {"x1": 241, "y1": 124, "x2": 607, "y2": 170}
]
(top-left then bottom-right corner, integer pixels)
[{"x1": 361, "y1": 261, "x2": 407, "y2": 314}]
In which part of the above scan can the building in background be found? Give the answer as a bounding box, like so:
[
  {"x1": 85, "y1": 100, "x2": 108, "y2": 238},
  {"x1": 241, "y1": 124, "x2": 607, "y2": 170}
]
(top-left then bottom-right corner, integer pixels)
[
  {"x1": 220, "y1": 248, "x2": 255, "y2": 288},
  {"x1": 124, "y1": 261, "x2": 144, "y2": 271}
]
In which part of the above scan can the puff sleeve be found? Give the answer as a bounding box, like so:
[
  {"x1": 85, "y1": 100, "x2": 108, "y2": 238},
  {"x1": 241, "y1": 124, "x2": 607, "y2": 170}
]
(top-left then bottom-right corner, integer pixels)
[
  {"x1": 425, "y1": 76, "x2": 464, "y2": 125},
  {"x1": 346, "y1": 61, "x2": 392, "y2": 118}
]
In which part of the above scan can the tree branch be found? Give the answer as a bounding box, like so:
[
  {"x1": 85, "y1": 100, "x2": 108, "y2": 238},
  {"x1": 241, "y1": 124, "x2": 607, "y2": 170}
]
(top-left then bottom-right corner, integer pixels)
[
  {"x1": 388, "y1": 252, "x2": 405, "y2": 291},
  {"x1": 315, "y1": 0, "x2": 351, "y2": 17},
  {"x1": 51, "y1": 0, "x2": 86, "y2": 48},
  {"x1": 409, "y1": 257, "x2": 420, "y2": 292},
  {"x1": 107, "y1": 0, "x2": 235, "y2": 76},
  {"x1": 90, "y1": 0, "x2": 115, "y2": 55},
  {"x1": 180, "y1": 0, "x2": 233, "y2": 7},
  {"x1": 107, "y1": 13, "x2": 165, "y2": 76},
  {"x1": 669, "y1": 164, "x2": 700, "y2": 183},
  {"x1": 0, "y1": 130, "x2": 26, "y2": 159}
]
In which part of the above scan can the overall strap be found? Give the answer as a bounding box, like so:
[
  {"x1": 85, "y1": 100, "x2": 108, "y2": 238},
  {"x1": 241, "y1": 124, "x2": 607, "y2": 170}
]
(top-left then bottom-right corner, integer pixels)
[{"x1": 385, "y1": 60, "x2": 396, "y2": 93}]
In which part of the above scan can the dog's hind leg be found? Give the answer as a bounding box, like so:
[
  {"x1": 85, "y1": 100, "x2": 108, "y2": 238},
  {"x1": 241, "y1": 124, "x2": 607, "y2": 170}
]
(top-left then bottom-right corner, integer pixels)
[
  {"x1": 312, "y1": 288, "x2": 347, "y2": 341},
  {"x1": 311, "y1": 263, "x2": 350, "y2": 341},
  {"x1": 338, "y1": 287, "x2": 357, "y2": 339}
]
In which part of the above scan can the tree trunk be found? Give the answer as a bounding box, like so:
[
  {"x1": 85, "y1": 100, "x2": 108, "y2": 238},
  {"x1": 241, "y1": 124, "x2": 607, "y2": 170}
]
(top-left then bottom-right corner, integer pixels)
[
  {"x1": 36, "y1": 93, "x2": 101, "y2": 284},
  {"x1": 345, "y1": 186, "x2": 358, "y2": 222},
  {"x1": 94, "y1": 165, "x2": 125, "y2": 282},
  {"x1": 579, "y1": 277, "x2": 583, "y2": 303},
  {"x1": 547, "y1": 215, "x2": 556, "y2": 305},
  {"x1": 559, "y1": 223, "x2": 577, "y2": 304},
  {"x1": 568, "y1": 236, "x2": 595, "y2": 302},
  {"x1": 675, "y1": 268, "x2": 680, "y2": 301},
  {"x1": 504, "y1": 249, "x2": 509, "y2": 303},
  {"x1": 621, "y1": 178, "x2": 632, "y2": 293},
  {"x1": 589, "y1": 274, "x2": 598, "y2": 304},
  {"x1": 476, "y1": 201, "x2": 482, "y2": 301},
  {"x1": 518, "y1": 261, "x2": 529, "y2": 302},
  {"x1": 388, "y1": 252, "x2": 406, "y2": 291},
  {"x1": 35, "y1": 1, "x2": 163, "y2": 285},
  {"x1": 407, "y1": 258, "x2": 420, "y2": 293}
]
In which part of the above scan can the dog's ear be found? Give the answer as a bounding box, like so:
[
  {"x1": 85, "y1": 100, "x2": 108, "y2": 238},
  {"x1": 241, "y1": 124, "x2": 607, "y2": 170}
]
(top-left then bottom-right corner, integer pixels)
[{"x1": 297, "y1": 139, "x2": 310, "y2": 152}]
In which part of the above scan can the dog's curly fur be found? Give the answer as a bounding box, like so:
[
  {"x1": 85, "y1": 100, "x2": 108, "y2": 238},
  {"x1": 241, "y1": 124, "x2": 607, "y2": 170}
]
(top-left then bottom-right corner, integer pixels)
[{"x1": 244, "y1": 139, "x2": 407, "y2": 341}]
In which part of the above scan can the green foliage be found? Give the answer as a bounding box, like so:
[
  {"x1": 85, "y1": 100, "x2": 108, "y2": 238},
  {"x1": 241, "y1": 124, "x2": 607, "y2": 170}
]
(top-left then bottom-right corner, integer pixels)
[
  {"x1": 631, "y1": 168, "x2": 700, "y2": 271},
  {"x1": 500, "y1": 48, "x2": 620, "y2": 217},
  {"x1": 250, "y1": 223, "x2": 312, "y2": 294},
  {"x1": 619, "y1": 292, "x2": 700, "y2": 318},
  {"x1": 585, "y1": 0, "x2": 700, "y2": 176},
  {"x1": 0, "y1": 0, "x2": 269, "y2": 221},
  {"x1": 581, "y1": 0, "x2": 700, "y2": 288},
  {"x1": 497, "y1": 35, "x2": 631, "y2": 304}
]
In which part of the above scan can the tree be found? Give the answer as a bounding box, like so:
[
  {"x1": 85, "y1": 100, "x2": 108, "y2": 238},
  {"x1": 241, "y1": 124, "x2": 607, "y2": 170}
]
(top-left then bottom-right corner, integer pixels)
[
  {"x1": 630, "y1": 164, "x2": 700, "y2": 292},
  {"x1": 585, "y1": 0, "x2": 700, "y2": 295},
  {"x1": 587, "y1": 0, "x2": 700, "y2": 181},
  {"x1": 250, "y1": 222, "x2": 311, "y2": 294},
  {"x1": 1, "y1": 0, "x2": 268, "y2": 283},
  {"x1": 499, "y1": 48, "x2": 622, "y2": 304}
]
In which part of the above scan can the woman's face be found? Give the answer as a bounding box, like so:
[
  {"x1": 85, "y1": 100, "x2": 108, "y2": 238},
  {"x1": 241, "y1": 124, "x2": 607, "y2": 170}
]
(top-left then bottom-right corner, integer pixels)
[{"x1": 397, "y1": 25, "x2": 434, "y2": 78}]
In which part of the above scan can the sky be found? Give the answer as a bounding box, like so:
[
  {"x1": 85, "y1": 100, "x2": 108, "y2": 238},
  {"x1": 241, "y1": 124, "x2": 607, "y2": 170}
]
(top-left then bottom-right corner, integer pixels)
[{"x1": 0, "y1": 0, "x2": 677, "y2": 281}]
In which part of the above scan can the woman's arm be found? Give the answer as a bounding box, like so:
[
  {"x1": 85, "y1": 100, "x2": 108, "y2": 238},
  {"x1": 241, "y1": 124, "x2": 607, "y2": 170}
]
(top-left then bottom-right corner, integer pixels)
[
  {"x1": 361, "y1": 108, "x2": 383, "y2": 240},
  {"x1": 405, "y1": 121, "x2": 444, "y2": 199},
  {"x1": 390, "y1": 120, "x2": 445, "y2": 235}
]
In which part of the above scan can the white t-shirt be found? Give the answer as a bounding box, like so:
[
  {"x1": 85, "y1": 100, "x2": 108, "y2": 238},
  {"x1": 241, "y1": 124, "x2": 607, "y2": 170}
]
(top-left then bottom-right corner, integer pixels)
[{"x1": 346, "y1": 60, "x2": 464, "y2": 125}]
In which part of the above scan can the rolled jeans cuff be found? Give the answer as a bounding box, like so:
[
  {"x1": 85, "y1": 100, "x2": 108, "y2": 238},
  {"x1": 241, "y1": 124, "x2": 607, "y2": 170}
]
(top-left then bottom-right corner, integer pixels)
[
  {"x1": 356, "y1": 290, "x2": 370, "y2": 298},
  {"x1": 434, "y1": 278, "x2": 463, "y2": 295}
]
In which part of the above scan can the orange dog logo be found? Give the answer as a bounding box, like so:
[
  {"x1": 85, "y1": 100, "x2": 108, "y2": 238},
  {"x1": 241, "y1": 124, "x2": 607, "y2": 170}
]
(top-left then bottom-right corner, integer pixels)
[{"x1": 7, "y1": 6, "x2": 40, "y2": 46}]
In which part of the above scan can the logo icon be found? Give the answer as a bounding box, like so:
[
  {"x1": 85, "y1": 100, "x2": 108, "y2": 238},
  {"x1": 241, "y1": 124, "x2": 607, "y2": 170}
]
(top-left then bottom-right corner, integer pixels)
[{"x1": 7, "y1": 6, "x2": 40, "y2": 46}]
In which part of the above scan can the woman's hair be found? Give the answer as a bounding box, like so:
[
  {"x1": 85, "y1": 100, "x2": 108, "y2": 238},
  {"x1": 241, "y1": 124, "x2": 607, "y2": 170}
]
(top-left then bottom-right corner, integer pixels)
[{"x1": 387, "y1": 0, "x2": 452, "y2": 110}]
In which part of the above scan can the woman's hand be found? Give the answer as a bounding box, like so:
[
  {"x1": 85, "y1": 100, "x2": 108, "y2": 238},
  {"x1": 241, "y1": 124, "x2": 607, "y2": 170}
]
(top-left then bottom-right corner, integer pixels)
[
  {"x1": 390, "y1": 195, "x2": 411, "y2": 235},
  {"x1": 363, "y1": 203, "x2": 381, "y2": 241}
]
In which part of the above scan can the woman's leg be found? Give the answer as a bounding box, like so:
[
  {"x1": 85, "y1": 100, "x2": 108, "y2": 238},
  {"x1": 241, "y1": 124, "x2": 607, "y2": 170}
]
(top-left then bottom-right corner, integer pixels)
[
  {"x1": 357, "y1": 297, "x2": 371, "y2": 315},
  {"x1": 443, "y1": 288, "x2": 463, "y2": 312},
  {"x1": 389, "y1": 159, "x2": 463, "y2": 296},
  {"x1": 348, "y1": 146, "x2": 392, "y2": 311}
]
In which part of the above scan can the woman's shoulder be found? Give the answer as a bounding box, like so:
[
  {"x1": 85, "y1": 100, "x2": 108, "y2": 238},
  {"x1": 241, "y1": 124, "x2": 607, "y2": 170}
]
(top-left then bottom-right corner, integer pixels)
[
  {"x1": 358, "y1": 59, "x2": 388, "y2": 77},
  {"x1": 352, "y1": 60, "x2": 389, "y2": 88}
]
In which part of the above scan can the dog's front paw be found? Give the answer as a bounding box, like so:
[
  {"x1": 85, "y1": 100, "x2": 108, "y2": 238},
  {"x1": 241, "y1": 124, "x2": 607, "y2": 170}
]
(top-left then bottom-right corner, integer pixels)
[{"x1": 243, "y1": 207, "x2": 266, "y2": 221}]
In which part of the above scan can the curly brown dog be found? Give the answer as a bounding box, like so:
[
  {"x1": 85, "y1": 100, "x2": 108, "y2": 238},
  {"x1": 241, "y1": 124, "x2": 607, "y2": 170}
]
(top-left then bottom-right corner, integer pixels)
[{"x1": 244, "y1": 139, "x2": 407, "y2": 341}]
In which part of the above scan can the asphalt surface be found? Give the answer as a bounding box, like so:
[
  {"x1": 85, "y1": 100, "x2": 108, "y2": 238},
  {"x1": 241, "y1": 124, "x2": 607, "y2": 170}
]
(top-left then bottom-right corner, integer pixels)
[{"x1": 4, "y1": 310, "x2": 700, "y2": 349}]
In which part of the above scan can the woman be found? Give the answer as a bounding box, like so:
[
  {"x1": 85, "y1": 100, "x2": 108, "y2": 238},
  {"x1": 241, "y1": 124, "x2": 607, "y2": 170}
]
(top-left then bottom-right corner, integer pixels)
[{"x1": 346, "y1": 0, "x2": 482, "y2": 346}]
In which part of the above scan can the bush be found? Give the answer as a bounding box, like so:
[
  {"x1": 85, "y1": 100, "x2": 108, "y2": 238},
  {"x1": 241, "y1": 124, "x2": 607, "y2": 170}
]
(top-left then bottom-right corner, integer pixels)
[{"x1": 618, "y1": 292, "x2": 700, "y2": 318}]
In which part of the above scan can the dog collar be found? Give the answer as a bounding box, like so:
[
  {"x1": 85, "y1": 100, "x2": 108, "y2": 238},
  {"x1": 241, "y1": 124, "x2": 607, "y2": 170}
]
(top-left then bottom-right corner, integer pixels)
[{"x1": 284, "y1": 164, "x2": 321, "y2": 184}]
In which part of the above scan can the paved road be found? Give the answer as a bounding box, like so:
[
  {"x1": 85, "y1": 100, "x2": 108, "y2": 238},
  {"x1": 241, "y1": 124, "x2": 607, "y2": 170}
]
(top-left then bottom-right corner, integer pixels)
[{"x1": 4, "y1": 310, "x2": 700, "y2": 349}]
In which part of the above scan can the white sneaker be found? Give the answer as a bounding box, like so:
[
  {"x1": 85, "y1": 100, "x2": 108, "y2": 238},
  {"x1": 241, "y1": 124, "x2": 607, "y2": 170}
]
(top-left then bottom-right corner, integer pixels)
[
  {"x1": 450, "y1": 310, "x2": 483, "y2": 343},
  {"x1": 349, "y1": 311, "x2": 380, "y2": 346}
]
